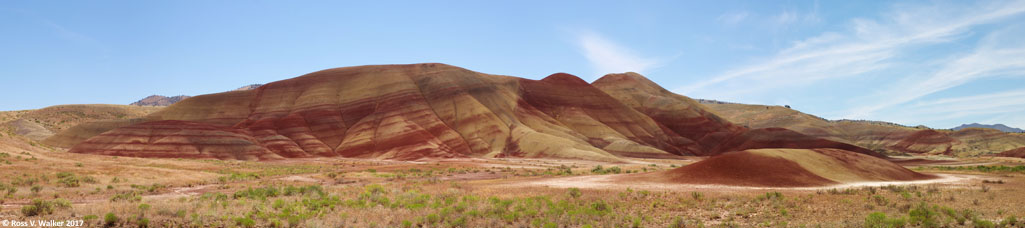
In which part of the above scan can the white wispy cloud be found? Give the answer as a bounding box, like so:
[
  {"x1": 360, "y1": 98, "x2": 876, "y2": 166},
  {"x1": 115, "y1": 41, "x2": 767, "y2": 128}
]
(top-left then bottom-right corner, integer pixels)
[
  {"x1": 576, "y1": 31, "x2": 661, "y2": 77},
  {"x1": 678, "y1": 1, "x2": 1025, "y2": 125},
  {"x1": 846, "y1": 25, "x2": 1025, "y2": 119},
  {"x1": 717, "y1": 11, "x2": 750, "y2": 25},
  {"x1": 6, "y1": 8, "x2": 108, "y2": 55},
  {"x1": 773, "y1": 10, "x2": 799, "y2": 25},
  {"x1": 772, "y1": 3, "x2": 822, "y2": 27}
]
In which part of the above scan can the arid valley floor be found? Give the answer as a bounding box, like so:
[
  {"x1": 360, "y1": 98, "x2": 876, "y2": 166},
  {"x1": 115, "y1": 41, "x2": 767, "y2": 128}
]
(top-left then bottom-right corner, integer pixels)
[{"x1": 1, "y1": 134, "x2": 1024, "y2": 227}]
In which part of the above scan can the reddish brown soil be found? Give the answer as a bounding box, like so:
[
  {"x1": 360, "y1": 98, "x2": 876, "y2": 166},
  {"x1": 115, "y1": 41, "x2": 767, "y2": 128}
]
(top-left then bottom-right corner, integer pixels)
[
  {"x1": 997, "y1": 147, "x2": 1025, "y2": 158},
  {"x1": 658, "y1": 151, "x2": 835, "y2": 187}
]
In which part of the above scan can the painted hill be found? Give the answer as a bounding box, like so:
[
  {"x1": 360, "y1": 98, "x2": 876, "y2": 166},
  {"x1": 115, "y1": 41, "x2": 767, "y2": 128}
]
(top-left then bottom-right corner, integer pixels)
[
  {"x1": 130, "y1": 95, "x2": 191, "y2": 106},
  {"x1": 67, "y1": 64, "x2": 879, "y2": 161},
  {"x1": 653, "y1": 148, "x2": 934, "y2": 187},
  {"x1": 952, "y1": 123, "x2": 1024, "y2": 133},
  {"x1": 700, "y1": 101, "x2": 1025, "y2": 157}
]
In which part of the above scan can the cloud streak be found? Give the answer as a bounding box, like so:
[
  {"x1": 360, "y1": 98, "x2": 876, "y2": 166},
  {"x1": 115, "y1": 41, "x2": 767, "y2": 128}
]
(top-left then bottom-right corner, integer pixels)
[
  {"x1": 846, "y1": 25, "x2": 1025, "y2": 119},
  {"x1": 576, "y1": 31, "x2": 661, "y2": 77},
  {"x1": 678, "y1": 1, "x2": 1025, "y2": 127},
  {"x1": 717, "y1": 11, "x2": 749, "y2": 25}
]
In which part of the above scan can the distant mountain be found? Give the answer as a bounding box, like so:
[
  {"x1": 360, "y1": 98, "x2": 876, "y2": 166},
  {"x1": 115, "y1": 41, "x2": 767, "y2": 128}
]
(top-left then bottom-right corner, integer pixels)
[
  {"x1": 130, "y1": 95, "x2": 191, "y2": 106},
  {"x1": 129, "y1": 84, "x2": 263, "y2": 107},
  {"x1": 952, "y1": 123, "x2": 1024, "y2": 133},
  {"x1": 234, "y1": 84, "x2": 263, "y2": 91}
]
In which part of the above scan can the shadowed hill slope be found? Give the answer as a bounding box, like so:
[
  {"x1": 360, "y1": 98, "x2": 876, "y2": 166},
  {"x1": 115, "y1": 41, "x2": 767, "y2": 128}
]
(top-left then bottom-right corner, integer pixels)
[
  {"x1": 653, "y1": 148, "x2": 933, "y2": 187},
  {"x1": 69, "y1": 64, "x2": 881, "y2": 161}
]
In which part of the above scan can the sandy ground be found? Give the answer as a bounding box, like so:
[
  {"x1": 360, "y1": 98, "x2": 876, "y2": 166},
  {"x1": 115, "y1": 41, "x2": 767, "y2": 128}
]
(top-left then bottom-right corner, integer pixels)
[
  {"x1": 493, "y1": 172, "x2": 982, "y2": 192},
  {"x1": 145, "y1": 185, "x2": 218, "y2": 201}
]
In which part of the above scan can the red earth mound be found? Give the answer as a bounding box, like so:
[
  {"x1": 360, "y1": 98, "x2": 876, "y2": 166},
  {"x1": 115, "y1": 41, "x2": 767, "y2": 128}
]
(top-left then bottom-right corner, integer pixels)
[
  {"x1": 70, "y1": 64, "x2": 884, "y2": 161},
  {"x1": 660, "y1": 150, "x2": 834, "y2": 187},
  {"x1": 653, "y1": 148, "x2": 931, "y2": 187},
  {"x1": 997, "y1": 147, "x2": 1025, "y2": 158}
]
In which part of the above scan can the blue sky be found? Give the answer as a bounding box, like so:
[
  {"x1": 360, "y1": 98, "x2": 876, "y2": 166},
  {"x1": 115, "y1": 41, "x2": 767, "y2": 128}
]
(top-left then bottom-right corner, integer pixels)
[{"x1": 2, "y1": 1, "x2": 1024, "y2": 129}]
